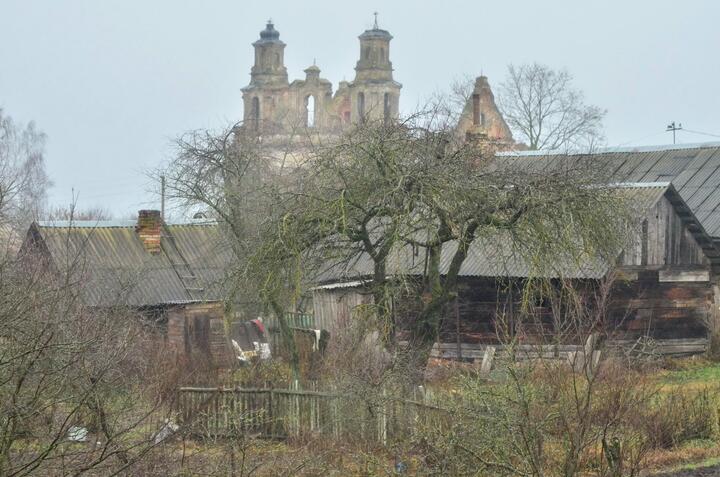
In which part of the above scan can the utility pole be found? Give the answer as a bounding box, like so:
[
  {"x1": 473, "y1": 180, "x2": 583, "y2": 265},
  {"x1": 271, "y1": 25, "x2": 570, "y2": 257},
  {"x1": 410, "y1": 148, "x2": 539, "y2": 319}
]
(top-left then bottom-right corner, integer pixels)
[
  {"x1": 160, "y1": 175, "x2": 166, "y2": 221},
  {"x1": 666, "y1": 121, "x2": 683, "y2": 144}
]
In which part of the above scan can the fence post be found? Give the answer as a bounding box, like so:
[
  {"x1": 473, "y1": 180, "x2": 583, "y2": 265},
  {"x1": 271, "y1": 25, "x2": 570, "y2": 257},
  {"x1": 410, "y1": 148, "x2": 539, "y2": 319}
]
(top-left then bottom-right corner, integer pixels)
[
  {"x1": 381, "y1": 387, "x2": 388, "y2": 445},
  {"x1": 480, "y1": 346, "x2": 496, "y2": 374},
  {"x1": 268, "y1": 389, "x2": 274, "y2": 437}
]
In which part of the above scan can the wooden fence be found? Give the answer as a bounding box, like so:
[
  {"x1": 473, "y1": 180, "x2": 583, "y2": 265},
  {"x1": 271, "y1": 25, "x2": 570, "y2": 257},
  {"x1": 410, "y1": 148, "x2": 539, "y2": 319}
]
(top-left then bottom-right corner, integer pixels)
[{"x1": 176, "y1": 386, "x2": 448, "y2": 444}]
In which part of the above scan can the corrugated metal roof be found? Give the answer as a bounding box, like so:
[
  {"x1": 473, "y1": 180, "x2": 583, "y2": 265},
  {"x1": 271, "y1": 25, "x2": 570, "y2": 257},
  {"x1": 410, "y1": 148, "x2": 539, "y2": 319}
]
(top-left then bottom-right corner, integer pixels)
[
  {"x1": 31, "y1": 222, "x2": 233, "y2": 307},
  {"x1": 497, "y1": 142, "x2": 720, "y2": 236},
  {"x1": 318, "y1": 183, "x2": 676, "y2": 284}
]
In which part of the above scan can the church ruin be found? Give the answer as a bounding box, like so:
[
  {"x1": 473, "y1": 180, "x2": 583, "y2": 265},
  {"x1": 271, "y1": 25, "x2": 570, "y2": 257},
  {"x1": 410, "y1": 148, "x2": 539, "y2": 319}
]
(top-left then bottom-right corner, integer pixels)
[{"x1": 239, "y1": 18, "x2": 514, "y2": 146}]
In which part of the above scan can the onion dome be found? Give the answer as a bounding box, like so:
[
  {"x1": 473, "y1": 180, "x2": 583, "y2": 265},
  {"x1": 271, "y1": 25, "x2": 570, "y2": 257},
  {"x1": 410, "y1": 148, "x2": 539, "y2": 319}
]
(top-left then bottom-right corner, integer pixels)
[{"x1": 256, "y1": 20, "x2": 282, "y2": 44}]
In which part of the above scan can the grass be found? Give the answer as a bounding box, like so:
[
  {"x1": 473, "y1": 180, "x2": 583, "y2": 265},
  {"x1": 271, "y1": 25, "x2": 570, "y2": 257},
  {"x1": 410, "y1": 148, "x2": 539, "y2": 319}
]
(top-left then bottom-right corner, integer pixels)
[
  {"x1": 675, "y1": 455, "x2": 720, "y2": 470},
  {"x1": 655, "y1": 359, "x2": 720, "y2": 393},
  {"x1": 640, "y1": 358, "x2": 720, "y2": 473},
  {"x1": 652, "y1": 454, "x2": 720, "y2": 474}
]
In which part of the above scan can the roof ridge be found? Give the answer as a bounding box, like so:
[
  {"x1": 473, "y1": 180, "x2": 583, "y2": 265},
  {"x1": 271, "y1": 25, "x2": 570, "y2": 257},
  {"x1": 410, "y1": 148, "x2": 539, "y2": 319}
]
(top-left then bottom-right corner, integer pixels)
[
  {"x1": 497, "y1": 141, "x2": 720, "y2": 157},
  {"x1": 36, "y1": 219, "x2": 218, "y2": 228}
]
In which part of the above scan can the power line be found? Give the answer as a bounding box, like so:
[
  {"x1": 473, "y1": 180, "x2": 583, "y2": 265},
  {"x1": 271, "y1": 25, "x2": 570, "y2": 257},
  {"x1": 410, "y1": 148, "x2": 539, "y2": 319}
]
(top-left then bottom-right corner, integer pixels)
[{"x1": 682, "y1": 128, "x2": 720, "y2": 139}]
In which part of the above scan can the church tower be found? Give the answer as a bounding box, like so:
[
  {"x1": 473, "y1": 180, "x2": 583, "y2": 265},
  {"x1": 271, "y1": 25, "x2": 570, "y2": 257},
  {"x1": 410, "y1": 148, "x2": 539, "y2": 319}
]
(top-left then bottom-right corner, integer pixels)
[
  {"x1": 241, "y1": 21, "x2": 290, "y2": 130},
  {"x1": 349, "y1": 14, "x2": 402, "y2": 124}
]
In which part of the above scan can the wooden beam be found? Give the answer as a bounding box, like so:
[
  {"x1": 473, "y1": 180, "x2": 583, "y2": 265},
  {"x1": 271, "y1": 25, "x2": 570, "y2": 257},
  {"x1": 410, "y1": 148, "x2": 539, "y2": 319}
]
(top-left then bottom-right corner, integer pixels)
[{"x1": 658, "y1": 269, "x2": 710, "y2": 282}]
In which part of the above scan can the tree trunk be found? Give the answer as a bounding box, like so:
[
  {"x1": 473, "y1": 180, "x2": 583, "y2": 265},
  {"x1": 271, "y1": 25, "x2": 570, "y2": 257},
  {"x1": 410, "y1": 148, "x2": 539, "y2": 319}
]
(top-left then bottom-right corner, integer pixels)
[
  {"x1": 408, "y1": 243, "x2": 447, "y2": 381},
  {"x1": 269, "y1": 300, "x2": 301, "y2": 382},
  {"x1": 371, "y1": 260, "x2": 395, "y2": 346}
]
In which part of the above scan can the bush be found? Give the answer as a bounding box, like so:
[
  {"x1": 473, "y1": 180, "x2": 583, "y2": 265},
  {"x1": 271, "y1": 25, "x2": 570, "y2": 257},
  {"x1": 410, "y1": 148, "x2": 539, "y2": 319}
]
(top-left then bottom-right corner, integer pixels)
[{"x1": 642, "y1": 388, "x2": 719, "y2": 449}]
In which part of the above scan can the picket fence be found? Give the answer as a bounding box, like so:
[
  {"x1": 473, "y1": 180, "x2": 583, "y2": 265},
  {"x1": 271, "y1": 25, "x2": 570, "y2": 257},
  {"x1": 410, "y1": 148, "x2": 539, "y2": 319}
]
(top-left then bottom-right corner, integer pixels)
[{"x1": 176, "y1": 386, "x2": 448, "y2": 444}]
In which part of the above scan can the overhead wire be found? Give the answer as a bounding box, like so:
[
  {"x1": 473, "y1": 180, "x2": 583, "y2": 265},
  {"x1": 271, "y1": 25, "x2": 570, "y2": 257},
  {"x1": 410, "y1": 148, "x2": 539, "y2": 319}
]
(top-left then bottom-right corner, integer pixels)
[{"x1": 682, "y1": 128, "x2": 720, "y2": 139}]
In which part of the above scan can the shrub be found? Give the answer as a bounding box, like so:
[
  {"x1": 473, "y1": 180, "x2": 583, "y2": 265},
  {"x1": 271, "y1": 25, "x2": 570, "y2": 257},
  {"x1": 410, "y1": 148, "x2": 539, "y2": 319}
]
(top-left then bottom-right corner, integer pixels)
[{"x1": 642, "y1": 388, "x2": 719, "y2": 449}]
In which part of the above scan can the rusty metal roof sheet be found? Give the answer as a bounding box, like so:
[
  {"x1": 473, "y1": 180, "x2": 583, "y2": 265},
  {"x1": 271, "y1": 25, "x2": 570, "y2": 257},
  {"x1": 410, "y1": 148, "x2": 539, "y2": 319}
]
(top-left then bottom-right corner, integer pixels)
[{"x1": 30, "y1": 221, "x2": 234, "y2": 307}]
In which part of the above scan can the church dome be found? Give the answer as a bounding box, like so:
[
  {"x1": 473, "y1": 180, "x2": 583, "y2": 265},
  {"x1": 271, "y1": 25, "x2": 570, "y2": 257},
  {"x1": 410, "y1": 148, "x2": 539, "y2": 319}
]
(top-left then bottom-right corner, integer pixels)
[
  {"x1": 258, "y1": 21, "x2": 281, "y2": 42},
  {"x1": 359, "y1": 14, "x2": 392, "y2": 40},
  {"x1": 358, "y1": 28, "x2": 392, "y2": 40}
]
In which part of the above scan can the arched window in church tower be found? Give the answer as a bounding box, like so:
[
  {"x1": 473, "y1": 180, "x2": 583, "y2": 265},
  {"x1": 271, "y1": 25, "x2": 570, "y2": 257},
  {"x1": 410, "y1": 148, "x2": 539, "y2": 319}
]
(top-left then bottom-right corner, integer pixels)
[
  {"x1": 251, "y1": 97, "x2": 260, "y2": 130},
  {"x1": 363, "y1": 47, "x2": 370, "y2": 60},
  {"x1": 357, "y1": 92, "x2": 366, "y2": 123},
  {"x1": 306, "y1": 95, "x2": 316, "y2": 127},
  {"x1": 383, "y1": 93, "x2": 391, "y2": 124},
  {"x1": 274, "y1": 52, "x2": 280, "y2": 68},
  {"x1": 380, "y1": 47, "x2": 385, "y2": 61}
]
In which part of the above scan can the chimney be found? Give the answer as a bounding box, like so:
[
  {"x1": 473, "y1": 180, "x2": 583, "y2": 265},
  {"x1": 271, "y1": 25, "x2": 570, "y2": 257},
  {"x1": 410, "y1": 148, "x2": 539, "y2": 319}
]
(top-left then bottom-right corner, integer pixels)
[{"x1": 136, "y1": 210, "x2": 162, "y2": 254}]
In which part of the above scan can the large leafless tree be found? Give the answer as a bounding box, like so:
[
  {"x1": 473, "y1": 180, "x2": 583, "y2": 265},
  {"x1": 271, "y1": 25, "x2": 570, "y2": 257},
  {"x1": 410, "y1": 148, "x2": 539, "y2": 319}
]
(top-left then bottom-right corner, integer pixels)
[
  {"x1": 497, "y1": 63, "x2": 606, "y2": 151},
  {"x1": 251, "y1": 110, "x2": 628, "y2": 379},
  {"x1": 0, "y1": 109, "x2": 51, "y2": 236}
]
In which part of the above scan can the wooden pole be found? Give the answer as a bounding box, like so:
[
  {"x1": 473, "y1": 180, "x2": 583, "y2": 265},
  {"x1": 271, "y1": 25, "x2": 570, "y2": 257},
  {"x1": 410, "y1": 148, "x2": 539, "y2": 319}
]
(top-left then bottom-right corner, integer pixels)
[{"x1": 455, "y1": 298, "x2": 462, "y2": 360}]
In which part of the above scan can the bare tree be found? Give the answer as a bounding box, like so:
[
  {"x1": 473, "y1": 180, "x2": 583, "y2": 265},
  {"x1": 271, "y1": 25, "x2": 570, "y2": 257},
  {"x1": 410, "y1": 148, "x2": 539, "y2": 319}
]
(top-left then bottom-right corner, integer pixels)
[
  {"x1": 251, "y1": 107, "x2": 629, "y2": 381},
  {"x1": 1, "y1": 231, "x2": 175, "y2": 475},
  {"x1": 46, "y1": 205, "x2": 112, "y2": 222},
  {"x1": 0, "y1": 109, "x2": 51, "y2": 234},
  {"x1": 159, "y1": 122, "x2": 307, "y2": 379},
  {"x1": 497, "y1": 63, "x2": 606, "y2": 151}
]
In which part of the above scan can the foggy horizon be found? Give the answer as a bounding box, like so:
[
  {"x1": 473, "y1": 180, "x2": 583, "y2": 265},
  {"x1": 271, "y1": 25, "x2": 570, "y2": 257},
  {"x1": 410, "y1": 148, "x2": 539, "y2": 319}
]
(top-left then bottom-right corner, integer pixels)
[{"x1": 2, "y1": 0, "x2": 719, "y2": 217}]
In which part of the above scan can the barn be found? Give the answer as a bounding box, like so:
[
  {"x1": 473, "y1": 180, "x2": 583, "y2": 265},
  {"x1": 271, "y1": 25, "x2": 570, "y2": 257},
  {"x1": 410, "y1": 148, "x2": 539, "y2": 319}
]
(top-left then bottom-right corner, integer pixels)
[{"x1": 311, "y1": 181, "x2": 720, "y2": 358}]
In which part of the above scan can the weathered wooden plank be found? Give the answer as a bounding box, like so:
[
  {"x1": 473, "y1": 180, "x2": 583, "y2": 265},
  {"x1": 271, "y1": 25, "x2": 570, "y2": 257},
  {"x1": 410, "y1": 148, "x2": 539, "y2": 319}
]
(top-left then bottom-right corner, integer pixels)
[{"x1": 659, "y1": 269, "x2": 710, "y2": 282}]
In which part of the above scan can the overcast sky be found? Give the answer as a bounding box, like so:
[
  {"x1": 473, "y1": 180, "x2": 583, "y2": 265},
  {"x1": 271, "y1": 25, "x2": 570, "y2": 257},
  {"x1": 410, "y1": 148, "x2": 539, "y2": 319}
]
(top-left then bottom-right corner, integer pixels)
[{"x1": 1, "y1": 0, "x2": 719, "y2": 217}]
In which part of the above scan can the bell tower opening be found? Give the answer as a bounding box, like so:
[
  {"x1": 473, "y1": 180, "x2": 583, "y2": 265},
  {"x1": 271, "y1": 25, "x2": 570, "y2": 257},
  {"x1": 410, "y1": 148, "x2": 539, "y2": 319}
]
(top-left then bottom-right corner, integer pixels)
[{"x1": 306, "y1": 95, "x2": 316, "y2": 127}]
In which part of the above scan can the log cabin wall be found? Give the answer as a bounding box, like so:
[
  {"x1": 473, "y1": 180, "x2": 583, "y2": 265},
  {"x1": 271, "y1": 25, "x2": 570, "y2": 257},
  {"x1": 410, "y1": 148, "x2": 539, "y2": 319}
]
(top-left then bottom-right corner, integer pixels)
[
  {"x1": 435, "y1": 273, "x2": 712, "y2": 347},
  {"x1": 437, "y1": 278, "x2": 517, "y2": 345},
  {"x1": 608, "y1": 271, "x2": 711, "y2": 340}
]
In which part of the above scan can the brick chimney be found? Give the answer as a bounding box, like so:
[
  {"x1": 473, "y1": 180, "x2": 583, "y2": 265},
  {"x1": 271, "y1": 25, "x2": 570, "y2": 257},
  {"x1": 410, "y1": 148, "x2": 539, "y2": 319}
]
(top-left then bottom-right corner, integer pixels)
[{"x1": 136, "y1": 210, "x2": 162, "y2": 254}]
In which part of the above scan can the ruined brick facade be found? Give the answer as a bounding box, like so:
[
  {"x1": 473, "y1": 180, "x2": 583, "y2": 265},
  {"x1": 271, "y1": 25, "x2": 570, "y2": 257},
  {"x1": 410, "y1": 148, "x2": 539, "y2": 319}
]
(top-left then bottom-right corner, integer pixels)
[{"x1": 239, "y1": 19, "x2": 513, "y2": 147}]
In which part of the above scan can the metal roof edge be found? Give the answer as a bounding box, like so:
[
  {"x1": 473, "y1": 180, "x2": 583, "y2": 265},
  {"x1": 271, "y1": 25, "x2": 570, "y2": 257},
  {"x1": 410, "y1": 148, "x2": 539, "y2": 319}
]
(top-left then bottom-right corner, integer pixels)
[
  {"x1": 497, "y1": 141, "x2": 720, "y2": 157},
  {"x1": 609, "y1": 181, "x2": 671, "y2": 189},
  {"x1": 36, "y1": 219, "x2": 219, "y2": 228}
]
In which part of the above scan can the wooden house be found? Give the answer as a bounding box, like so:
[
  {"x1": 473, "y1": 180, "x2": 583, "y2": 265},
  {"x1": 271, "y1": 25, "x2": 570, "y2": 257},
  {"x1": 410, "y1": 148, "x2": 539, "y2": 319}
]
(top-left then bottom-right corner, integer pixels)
[
  {"x1": 311, "y1": 182, "x2": 720, "y2": 358},
  {"x1": 20, "y1": 210, "x2": 237, "y2": 365}
]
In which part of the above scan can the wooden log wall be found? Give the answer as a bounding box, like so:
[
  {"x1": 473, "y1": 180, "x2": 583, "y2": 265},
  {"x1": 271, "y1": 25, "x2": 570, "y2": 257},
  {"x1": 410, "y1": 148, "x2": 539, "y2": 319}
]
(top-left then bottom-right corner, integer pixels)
[
  {"x1": 429, "y1": 273, "x2": 712, "y2": 352},
  {"x1": 608, "y1": 270, "x2": 711, "y2": 340}
]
